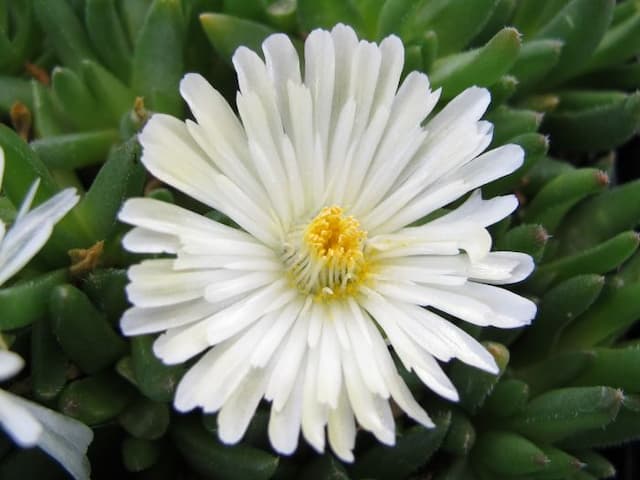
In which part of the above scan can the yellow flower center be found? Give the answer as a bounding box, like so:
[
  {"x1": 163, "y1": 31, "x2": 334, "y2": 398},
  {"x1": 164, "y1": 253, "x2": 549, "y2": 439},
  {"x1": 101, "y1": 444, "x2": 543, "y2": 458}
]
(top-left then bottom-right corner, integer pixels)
[{"x1": 283, "y1": 206, "x2": 369, "y2": 300}]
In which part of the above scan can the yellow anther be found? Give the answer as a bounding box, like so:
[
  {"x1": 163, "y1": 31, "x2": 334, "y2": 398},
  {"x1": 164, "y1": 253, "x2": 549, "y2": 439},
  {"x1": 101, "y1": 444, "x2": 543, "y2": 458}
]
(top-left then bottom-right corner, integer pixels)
[{"x1": 283, "y1": 206, "x2": 369, "y2": 301}]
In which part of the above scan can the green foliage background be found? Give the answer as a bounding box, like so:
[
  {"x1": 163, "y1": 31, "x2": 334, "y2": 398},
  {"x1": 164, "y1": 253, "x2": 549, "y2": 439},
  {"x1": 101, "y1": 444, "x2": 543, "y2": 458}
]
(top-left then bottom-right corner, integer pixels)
[{"x1": 1, "y1": 0, "x2": 640, "y2": 479}]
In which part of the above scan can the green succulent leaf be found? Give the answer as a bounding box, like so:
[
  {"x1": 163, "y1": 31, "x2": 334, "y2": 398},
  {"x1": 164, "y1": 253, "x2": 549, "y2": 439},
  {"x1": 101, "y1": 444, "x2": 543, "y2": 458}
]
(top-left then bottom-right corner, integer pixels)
[
  {"x1": 33, "y1": 0, "x2": 98, "y2": 71},
  {"x1": 31, "y1": 130, "x2": 118, "y2": 170},
  {"x1": 122, "y1": 437, "x2": 161, "y2": 472},
  {"x1": 200, "y1": 13, "x2": 278, "y2": 65},
  {"x1": 31, "y1": 311, "x2": 69, "y2": 402},
  {"x1": 507, "y1": 386, "x2": 623, "y2": 443},
  {"x1": 85, "y1": 0, "x2": 133, "y2": 82},
  {"x1": 429, "y1": 27, "x2": 521, "y2": 100},
  {"x1": 350, "y1": 411, "x2": 452, "y2": 480},
  {"x1": 0, "y1": 269, "x2": 68, "y2": 330},
  {"x1": 542, "y1": 90, "x2": 640, "y2": 152},
  {"x1": 50, "y1": 284, "x2": 127, "y2": 374},
  {"x1": 534, "y1": 0, "x2": 614, "y2": 86},
  {"x1": 473, "y1": 430, "x2": 549, "y2": 476},
  {"x1": 132, "y1": 0, "x2": 185, "y2": 116},
  {"x1": 171, "y1": 416, "x2": 279, "y2": 480},
  {"x1": 59, "y1": 371, "x2": 136, "y2": 425}
]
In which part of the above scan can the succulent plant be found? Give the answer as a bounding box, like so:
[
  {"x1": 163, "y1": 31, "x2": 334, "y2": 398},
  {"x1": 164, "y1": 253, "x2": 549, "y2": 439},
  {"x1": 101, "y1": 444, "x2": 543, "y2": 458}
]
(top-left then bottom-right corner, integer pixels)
[{"x1": 1, "y1": 0, "x2": 640, "y2": 479}]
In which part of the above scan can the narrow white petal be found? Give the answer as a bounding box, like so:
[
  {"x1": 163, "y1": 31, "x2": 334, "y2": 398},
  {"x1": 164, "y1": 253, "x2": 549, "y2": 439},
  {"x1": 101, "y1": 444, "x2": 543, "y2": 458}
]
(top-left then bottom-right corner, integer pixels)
[
  {"x1": 122, "y1": 227, "x2": 180, "y2": 254},
  {"x1": 204, "y1": 270, "x2": 280, "y2": 303},
  {"x1": 327, "y1": 385, "x2": 356, "y2": 462},
  {"x1": 431, "y1": 190, "x2": 518, "y2": 228},
  {"x1": 360, "y1": 290, "x2": 460, "y2": 401},
  {"x1": 262, "y1": 33, "x2": 301, "y2": 126},
  {"x1": 307, "y1": 301, "x2": 325, "y2": 348},
  {"x1": 468, "y1": 251, "x2": 535, "y2": 285},
  {"x1": 0, "y1": 390, "x2": 42, "y2": 447},
  {"x1": 153, "y1": 320, "x2": 211, "y2": 364},
  {"x1": 13, "y1": 394, "x2": 93, "y2": 480},
  {"x1": 268, "y1": 363, "x2": 304, "y2": 455},
  {"x1": 393, "y1": 302, "x2": 498, "y2": 374},
  {"x1": 301, "y1": 345, "x2": 327, "y2": 453},
  {"x1": 442, "y1": 281, "x2": 537, "y2": 328},
  {"x1": 179, "y1": 73, "x2": 250, "y2": 176},
  {"x1": 121, "y1": 298, "x2": 220, "y2": 336},
  {"x1": 206, "y1": 279, "x2": 298, "y2": 345},
  {"x1": 218, "y1": 367, "x2": 268, "y2": 444},
  {"x1": 265, "y1": 306, "x2": 311, "y2": 410},
  {"x1": 341, "y1": 347, "x2": 395, "y2": 445},
  {"x1": 426, "y1": 86, "x2": 491, "y2": 138},
  {"x1": 0, "y1": 350, "x2": 24, "y2": 381},
  {"x1": 304, "y1": 28, "x2": 335, "y2": 153},
  {"x1": 194, "y1": 316, "x2": 273, "y2": 413},
  {"x1": 364, "y1": 319, "x2": 434, "y2": 428},
  {"x1": 0, "y1": 188, "x2": 78, "y2": 286},
  {"x1": 250, "y1": 299, "x2": 302, "y2": 368},
  {"x1": 316, "y1": 320, "x2": 342, "y2": 409},
  {"x1": 15, "y1": 179, "x2": 39, "y2": 221},
  {"x1": 343, "y1": 306, "x2": 389, "y2": 398}
]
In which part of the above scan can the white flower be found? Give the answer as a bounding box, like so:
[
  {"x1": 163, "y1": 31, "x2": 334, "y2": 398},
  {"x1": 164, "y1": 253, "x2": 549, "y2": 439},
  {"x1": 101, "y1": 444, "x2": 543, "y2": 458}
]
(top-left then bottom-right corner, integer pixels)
[
  {"x1": 119, "y1": 24, "x2": 537, "y2": 461},
  {"x1": 0, "y1": 148, "x2": 79, "y2": 286},
  {"x1": 0, "y1": 147, "x2": 90, "y2": 479},
  {"x1": 0, "y1": 351, "x2": 93, "y2": 480}
]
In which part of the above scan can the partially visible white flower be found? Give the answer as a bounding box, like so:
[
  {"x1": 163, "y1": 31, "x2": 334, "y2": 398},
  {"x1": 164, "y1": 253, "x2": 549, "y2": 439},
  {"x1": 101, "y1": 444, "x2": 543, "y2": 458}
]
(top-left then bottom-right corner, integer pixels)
[
  {"x1": 0, "y1": 147, "x2": 79, "y2": 285},
  {"x1": 0, "y1": 351, "x2": 93, "y2": 480},
  {"x1": 119, "y1": 24, "x2": 536, "y2": 461},
  {"x1": 0, "y1": 146, "x2": 90, "y2": 479}
]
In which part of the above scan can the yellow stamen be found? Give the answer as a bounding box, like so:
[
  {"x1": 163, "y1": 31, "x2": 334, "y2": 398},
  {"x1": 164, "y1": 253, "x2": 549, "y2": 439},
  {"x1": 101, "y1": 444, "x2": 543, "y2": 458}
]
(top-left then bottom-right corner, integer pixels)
[{"x1": 283, "y1": 206, "x2": 369, "y2": 300}]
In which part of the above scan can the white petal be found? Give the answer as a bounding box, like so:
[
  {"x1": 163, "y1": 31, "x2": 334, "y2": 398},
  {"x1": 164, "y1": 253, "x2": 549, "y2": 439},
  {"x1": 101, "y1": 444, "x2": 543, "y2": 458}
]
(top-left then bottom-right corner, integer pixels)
[
  {"x1": 0, "y1": 187, "x2": 78, "y2": 286},
  {"x1": 0, "y1": 389, "x2": 42, "y2": 447},
  {"x1": 364, "y1": 319, "x2": 434, "y2": 428},
  {"x1": 327, "y1": 385, "x2": 356, "y2": 462},
  {"x1": 121, "y1": 298, "x2": 220, "y2": 336},
  {"x1": 14, "y1": 395, "x2": 93, "y2": 480},
  {"x1": 206, "y1": 279, "x2": 299, "y2": 345},
  {"x1": 176, "y1": 315, "x2": 273, "y2": 413},
  {"x1": 204, "y1": 270, "x2": 280, "y2": 303},
  {"x1": 153, "y1": 320, "x2": 211, "y2": 364},
  {"x1": 343, "y1": 303, "x2": 389, "y2": 398},
  {"x1": 304, "y1": 28, "x2": 335, "y2": 152},
  {"x1": 122, "y1": 227, "x2": 180, "y2": 254},
  {"x1": 442, "y1": 281, "x2": 537, "y2": 328},
  {"x1": 341, "y1": 347, "x2": 395, "y2": 445},
  {"x1": 268, "y1": 363, "x2": 304, "y2": 455},
  {"x1": 262, "y1": 33, "x2": 301, "y2": 127},
  {"x1": 250, "y1": 299, "x2": 303, "y2": 368},
  {"x1": 468, "y1": 251, "x2": 535, "y2": 285},
  {"x1": 265, "y1": 304, "x2": 311, "y2": 410},
  {"x1": 0, "y1": 350, "x2": 23, "y2": 381},
  {"x1": 316, "y1": 320, "x2": 342, "y2": 409},
  {"x1": 430, "y1": 190, "x2": 518, "y2": 228},
  {"x1": 14, "y1": 179, "x2": 39, "y2": 221},
  {"x1": 218, "y1": 367, "x2": 268, "y2": 444},
  {"x1": 301, "y1": 345, "x2": 327, "y2": 453},
  {"x1": 426, "y1": 86, "x2": 491, "y2": 138},
  {"x1": 393, "y1": 302, "x2": 498, "y2": 373},
  {"x1": 360, "y1": 290, "x2": 459, "y2": 401}
]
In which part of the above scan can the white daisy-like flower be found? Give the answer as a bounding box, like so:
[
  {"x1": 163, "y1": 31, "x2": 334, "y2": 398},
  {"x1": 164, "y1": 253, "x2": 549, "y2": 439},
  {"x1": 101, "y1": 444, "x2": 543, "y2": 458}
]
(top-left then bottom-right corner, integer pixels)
[
  {"x1": 0, "y1": 147, "x2": 91, "y2": 479},
  {"x1": 119, "y1": 24, "x2": 537, "y2": 461},
  {"x1": 0, "y1": 351, "x2": 92, "y2": 480}
]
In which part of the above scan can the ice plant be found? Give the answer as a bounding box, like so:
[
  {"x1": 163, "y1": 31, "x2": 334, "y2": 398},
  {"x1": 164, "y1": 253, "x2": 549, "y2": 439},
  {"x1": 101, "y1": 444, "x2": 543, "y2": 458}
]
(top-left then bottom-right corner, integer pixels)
[
  {"x1": 119, "y1": 24, "x2": 536, "y2": 461},
  {"x1": 0, "y1": 148, "x2": 91, "y2": 479}
]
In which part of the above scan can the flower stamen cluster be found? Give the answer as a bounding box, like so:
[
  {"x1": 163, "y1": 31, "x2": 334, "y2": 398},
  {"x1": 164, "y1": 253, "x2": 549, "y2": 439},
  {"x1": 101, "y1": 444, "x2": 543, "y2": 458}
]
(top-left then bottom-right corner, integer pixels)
[{"x1": 283, "y1": 206, "x2": 368, "y2": 299}]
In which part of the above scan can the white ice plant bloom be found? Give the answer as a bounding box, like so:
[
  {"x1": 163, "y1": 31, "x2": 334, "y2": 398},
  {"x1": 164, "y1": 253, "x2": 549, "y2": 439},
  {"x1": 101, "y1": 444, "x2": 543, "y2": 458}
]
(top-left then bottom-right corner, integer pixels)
[
  {"x1": 0, "y1": 147, "x2": 91, "y2": 479},
  {"x1": 119, "y1": 24, "x2": 537, "y2": 461}
]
